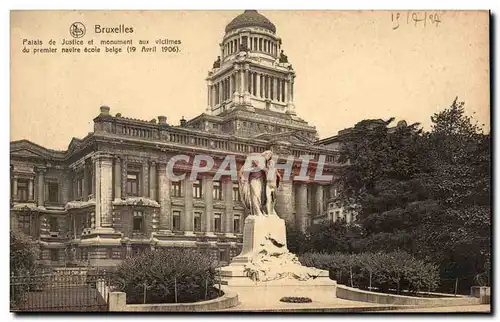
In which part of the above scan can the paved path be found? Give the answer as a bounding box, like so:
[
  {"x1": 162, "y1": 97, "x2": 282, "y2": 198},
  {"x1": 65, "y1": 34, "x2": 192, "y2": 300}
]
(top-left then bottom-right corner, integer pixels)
[
  {"x1": 218, "y1": 285, "x2": 489, "y2": 313},
  {"x1": 220, "y1": 285, "x2": 389, "y2": 312},
  {"x1": 374, "y1": 305, "x2": 491, "y2": 313}
]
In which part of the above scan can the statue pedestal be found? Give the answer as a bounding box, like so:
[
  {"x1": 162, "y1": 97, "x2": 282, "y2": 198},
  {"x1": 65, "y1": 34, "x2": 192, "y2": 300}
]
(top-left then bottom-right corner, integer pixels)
[{"x1": 219, "y1": 215, "x2": 335, "y2": 289}]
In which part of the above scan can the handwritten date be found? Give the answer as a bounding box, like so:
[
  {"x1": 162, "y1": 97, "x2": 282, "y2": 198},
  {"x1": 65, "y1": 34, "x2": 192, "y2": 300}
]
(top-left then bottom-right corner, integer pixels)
[{"x1": 391, "y1": 11, "x2": 442, "y2": 30}]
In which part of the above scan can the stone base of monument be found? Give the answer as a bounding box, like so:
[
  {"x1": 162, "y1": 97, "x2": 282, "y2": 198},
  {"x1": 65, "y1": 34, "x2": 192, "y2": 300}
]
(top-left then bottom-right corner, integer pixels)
[{"x1": 219, "y1": 215, "x2": 337, "y2": 300}]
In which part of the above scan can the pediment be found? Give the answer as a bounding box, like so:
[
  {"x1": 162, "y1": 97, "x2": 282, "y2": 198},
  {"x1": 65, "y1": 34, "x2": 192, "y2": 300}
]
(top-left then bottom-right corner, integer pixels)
[
  {"x1": 10, "y1": 148, "x2": 46, "y2": 158},
  {"x1": 10, "y1": 140, "x2": 56, "y2": 160},
  {"x1": 67, "y1": 138, "x2": 82, "y2": 152},
  {"x1": 254, "y1": 131, "x2": 314, "y2": 145}
]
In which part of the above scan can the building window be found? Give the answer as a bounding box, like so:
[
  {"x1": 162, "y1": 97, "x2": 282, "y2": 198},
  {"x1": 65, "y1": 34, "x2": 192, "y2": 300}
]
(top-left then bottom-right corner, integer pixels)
[
  {"x1": 127, "y1": 172, "x2": 139, "y2": 196},
  {"x1": 194, "y1": 212, "x2": 202, "y2": 232},
  {"x1": 50, "y1": 249, "x2": 59, "y2": 262},
  {"x1": 232, "y1": 183, "x2": 241, "y2": 202},
  {"x1": 219, "y1": 249, "x2": 229, "y2": 263},
  {"x1": 213, "y1": 181, "x2": 223, "y2": 200},
  {"x1": 214, "y1": 213, "x2": 222, "y2": 233},
  {"x1": 233, "y1": 214, "x2": 241, "y2": 233},
  {"x1": 17, "y1": 179, "x2": 29, "y2": 201},
  {"x1": 193, "y1": 180, "x2": 202, "y2": 199},
  {"x1": 49, "y1": 217, "x2": 58, "y2": 232},
  {"x1": 171, "y1": 180, "x2": 183, "y2": 197},
  {"x1": 17, "y1": 214, "x2": 30, "y2": 234},
  {"x1": 334, "y1": 210, "x2": 340, "y2": 222},
  {"x1": 133, "y1": 211, "x2": 144, "y2": 232},
  {"x1": 173, "y1": 210, "x2": 181, "y2": 231},
  {"x1": 48, "y1": 182, "x2": 59, "y2": 203}
]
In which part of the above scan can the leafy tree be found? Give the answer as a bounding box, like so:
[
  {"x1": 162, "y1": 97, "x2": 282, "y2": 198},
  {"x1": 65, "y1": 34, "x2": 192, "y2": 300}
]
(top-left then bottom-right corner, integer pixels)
[
  {"x1": 10, "y1": 229, "x2": 39, "y2": 276},
  {"x1": 416, "y1": 97, "x2": 490, "y2": 291},
  {"x1": 334, "y1": 97, "x2": 490, "y2": 293},
  {"x1": 10, "y1": 229, "x2": 40, "y2": 310},
  {"x1": 307, "y1": 220, "x2": 359, "y2": 254},
  {"x1": 336, "y1": 118, "x2": 432, "y2": 253}
]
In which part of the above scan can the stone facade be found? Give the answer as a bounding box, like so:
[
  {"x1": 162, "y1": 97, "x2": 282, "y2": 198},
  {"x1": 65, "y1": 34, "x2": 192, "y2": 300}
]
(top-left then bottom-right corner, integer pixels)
[{"x1": 10, "y1": 10, "x2": 344, "y2": 268}]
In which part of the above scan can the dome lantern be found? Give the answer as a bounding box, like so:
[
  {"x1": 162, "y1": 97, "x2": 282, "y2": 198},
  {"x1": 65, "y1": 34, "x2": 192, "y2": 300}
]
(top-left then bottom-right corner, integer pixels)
[{"x1": 225, "y1": 10, "x2": 276, "y2": 33}]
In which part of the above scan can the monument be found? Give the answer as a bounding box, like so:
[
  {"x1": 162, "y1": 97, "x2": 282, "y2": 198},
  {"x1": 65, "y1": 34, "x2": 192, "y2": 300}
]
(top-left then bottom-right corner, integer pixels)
[{"x1": 219, "y1": 151, "x2": 337, "y2": 297}]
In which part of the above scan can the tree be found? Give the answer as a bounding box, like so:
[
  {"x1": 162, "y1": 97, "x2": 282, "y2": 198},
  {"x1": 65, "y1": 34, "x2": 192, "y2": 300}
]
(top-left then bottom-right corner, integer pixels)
[
  {"x1": 308, "y1": 220, "x2": 359, "y2": 254},
  {"x1": 417, "y1": 97, "x2": 490, "y2": 291},
  {"x1": 10, "y1": 229, "x2": 40, "y2": 310},
  {"x1": 335, "y1": 118, "x2": 432, "y2": 253},
  {"x1": 10, "y1": 229, "x2": 39, "y2": 276}
]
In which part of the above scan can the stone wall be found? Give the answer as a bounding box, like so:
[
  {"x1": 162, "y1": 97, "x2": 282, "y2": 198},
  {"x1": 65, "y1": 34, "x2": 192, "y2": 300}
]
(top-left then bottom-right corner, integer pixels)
[
  {"x1": 336, "y1": 284, "x2": 481, "y2": 306},
  {"x1": 108, "y1": 286, "x2": 239, "y2": 312}
]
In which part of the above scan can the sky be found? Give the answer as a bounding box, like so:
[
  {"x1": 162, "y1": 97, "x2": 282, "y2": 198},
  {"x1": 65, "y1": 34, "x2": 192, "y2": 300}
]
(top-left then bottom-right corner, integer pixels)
[{"x1": 10, "y1": 10, "x2": 490, "y2": 150}]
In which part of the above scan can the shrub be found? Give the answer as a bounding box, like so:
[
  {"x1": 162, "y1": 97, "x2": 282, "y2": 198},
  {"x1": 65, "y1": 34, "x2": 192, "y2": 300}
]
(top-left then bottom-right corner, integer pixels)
[
  {"x1": 111, "y1": 248, "x2": 219, "y2": 304},
  {"x1": 280, "y1": 297, "x2": 312, "y2": 303},
  {"x1": 10, "y1": 229, "x2": 40, "y2": 310},
  {"x1": 299, "y1": 251, "x2": 439, "y2": 294}
]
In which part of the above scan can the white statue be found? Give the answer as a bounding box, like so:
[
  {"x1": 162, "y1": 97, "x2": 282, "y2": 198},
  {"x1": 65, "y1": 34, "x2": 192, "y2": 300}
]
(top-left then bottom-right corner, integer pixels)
[
  {"x1": 238, "y1": 150, "x2": 282, "y2": 218},
  {"x1": 234, "y1": 150, "x2": 323, "y2": 282}
]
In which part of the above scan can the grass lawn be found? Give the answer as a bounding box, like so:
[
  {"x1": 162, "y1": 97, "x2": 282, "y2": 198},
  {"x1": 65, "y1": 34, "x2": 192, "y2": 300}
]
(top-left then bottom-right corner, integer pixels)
[{"x1": 14, "y1": 286, "x2": 107, "y2": 312}]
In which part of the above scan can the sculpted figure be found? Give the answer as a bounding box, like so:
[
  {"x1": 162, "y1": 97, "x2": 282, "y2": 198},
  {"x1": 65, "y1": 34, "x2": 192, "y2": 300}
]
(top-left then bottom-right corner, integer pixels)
[
  {"x1": 212, "y1": 56, "x2": 221, "y2": 68},
  {"x1": 279, "y1": 50, "x2": 288, "y2": 63},
  {"x1": 238, "y1": 150, "x2": 281, "y2": 217}
]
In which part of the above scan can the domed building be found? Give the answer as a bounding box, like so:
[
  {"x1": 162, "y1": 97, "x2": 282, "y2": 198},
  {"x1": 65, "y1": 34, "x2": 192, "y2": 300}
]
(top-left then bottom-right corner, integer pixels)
[{"x1": 9, "y1": 11, "x2": 344, "y2": 268}]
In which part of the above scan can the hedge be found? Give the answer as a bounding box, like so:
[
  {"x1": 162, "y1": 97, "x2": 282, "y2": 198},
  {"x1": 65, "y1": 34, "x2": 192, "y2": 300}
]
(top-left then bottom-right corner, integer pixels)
[
  {"x1": 111, "y1": 248, "x2": 219, "y2": 304},
  {"x1": 299, "y1": 251, "x2": 439, "y2": 294}
]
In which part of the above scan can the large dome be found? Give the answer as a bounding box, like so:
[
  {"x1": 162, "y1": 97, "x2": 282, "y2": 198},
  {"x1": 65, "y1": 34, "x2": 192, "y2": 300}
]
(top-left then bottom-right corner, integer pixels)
[{"x1": 225, "y1": 10, "x2": 276, "y2": 33}]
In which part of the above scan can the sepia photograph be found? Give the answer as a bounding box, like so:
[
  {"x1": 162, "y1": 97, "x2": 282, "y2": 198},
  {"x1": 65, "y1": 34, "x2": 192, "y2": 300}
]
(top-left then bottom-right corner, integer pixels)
[{"x1": 8, "y1": 8, "x2": 491, "y2": 314}]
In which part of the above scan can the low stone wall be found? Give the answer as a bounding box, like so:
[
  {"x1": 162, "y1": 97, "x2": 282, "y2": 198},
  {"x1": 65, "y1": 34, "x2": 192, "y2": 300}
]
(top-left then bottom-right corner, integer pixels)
[
  {"x1": 471, "y1": 286, "x2": 490, "y2": 304},
  {"x1": 336, "y1": 284, "x2": 481, "y2": 306},
  {"x1": 108, "y1": 286, "x2": 239, "y2": 312}
]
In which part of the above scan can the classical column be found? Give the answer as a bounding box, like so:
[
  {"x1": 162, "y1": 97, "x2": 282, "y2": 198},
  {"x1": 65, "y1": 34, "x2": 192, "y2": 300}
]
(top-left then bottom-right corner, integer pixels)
[
  {"x1": 275, "y1": 180, "x2": 295, "y2": 226},
  {"x1": 149, "y1": 161, "x2": 157, "y2": 200},
  {"x1": 273, "y1": 77, "x2": 277, "y2": 100},
  {"x1": 210, "y1": 85, "x2": 215, "y2": 108},
  {"x1": 248, "y1": 72, "x2": 253, "y2": 94},
  {"x1": 91, "y1": 158, "x2": 96, "y2": 199},
  {"x1": 157, "y1": 162, "x2": 171, "y2": 232},
  {"x1": 277, "y1": 79, "x2": 281, "y2": 102},
  {"x1": 224, "y1": 180, "x2": 234, "y2": 234},
  {"x1": 266, "y1": 76, "x2": 271, "y2": 98},
  {"x1": 12, "y1": 177, "x2": 18, "y2": 201},
  {"x1": 36, "y1": 168, "x2": 46, "y2": 207},
  {"x1": 94, "y1": 153, "x2": 114, "y2": 229},
  {"x1": 256, "y1": 73, "x2": 260, "y2": 97},
  {"x1": 83, "y1": 162, "x2": 89, "y2": 200},
  {"x1": 203, "y1": 177, "x2": 214, "y2": 234},
  {"x1": 284, "y1": 80, "x2": 289, "y2": 102},
  {"x1": 219, "y1": 82, "x2": 223, "y2": 104},
  {"x1": 240, "y1": 68, "x2": 245, "y2": 94},
  {"x1": 224, "y1": 79, "x2": 227, "y2": 102},
  {"x1": 206, "y1": 83, "x2": 212, "y2": 112},
  {"x1": 315, "y1": 185, "x2": 324, "y2": 217},
  {"x1": 28, "y1": 178, "x2": 34, "y2": 201},
  {"x1": 184, "y1": 179, "x2": 194, "y2": 233},
  {"x1": 114, "y1": 156, "x2": 121, "y2": 200},
  {"x1": 142, "y1": 163, "x2": 149, "y2": 198},
  {"x1": 295, "y1": 182, "x2": 308, "y2": 233}
]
